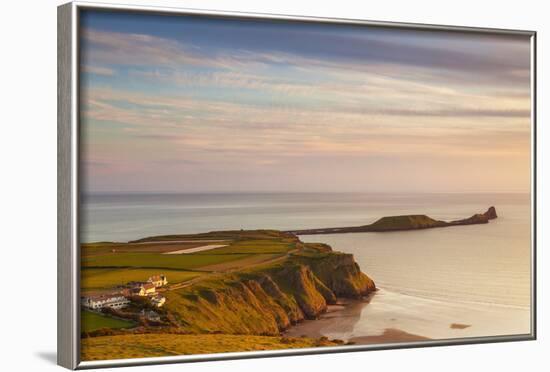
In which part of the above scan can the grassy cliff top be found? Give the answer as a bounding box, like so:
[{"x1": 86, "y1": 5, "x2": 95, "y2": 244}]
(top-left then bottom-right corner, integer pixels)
[
  {"x1": 81, "y1": 230, "x2": 332, "y2": 292},
  {"x1": 129, "y1": 229, "x2": 297, "y2": 243}
]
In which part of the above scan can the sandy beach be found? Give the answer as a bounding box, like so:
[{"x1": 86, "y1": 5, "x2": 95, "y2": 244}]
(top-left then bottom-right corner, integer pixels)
[
  {"x1": 349, "y1": 328, "x2": 431, "y2": 344},
  {"x1": 284, "y1": 293, "x2": 431, "y2": 345}
]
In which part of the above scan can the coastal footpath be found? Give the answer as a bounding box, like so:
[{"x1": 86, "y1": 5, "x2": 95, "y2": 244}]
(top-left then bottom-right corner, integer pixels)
[{"x1": 287, "y1": 207, "x2": 498, "y2": 235}]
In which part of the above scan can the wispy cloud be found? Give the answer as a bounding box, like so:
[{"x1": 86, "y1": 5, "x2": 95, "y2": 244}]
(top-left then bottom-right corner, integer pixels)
[
  {"x1": 81, "y1": 29, "x2": 268, "y2": 70},
  {"x1": 82, "y1": 64, "x2": 115, "y2": 76},
  {"x1": 78, "y1": 12, "x2": 532, "y2": 193},
  {"x1": 81, "y1": 27, "x2": 530, "y2": 90},
  {"x1": 81, "y1": 86, "x2": 530, "y2": 163}
]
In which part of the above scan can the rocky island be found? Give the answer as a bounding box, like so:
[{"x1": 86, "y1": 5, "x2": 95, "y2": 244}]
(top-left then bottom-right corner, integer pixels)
[{"x1": 287, "y1": 206, "x2": 498, "y2": 235}]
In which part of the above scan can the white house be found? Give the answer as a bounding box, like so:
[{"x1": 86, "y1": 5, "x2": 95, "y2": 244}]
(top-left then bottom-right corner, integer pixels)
[
  {"x1": 151, "y1": 295, "x2": 166, "y2": 308},
  {"x1": 148, "y1": 274, "x2": 168, "y2": 288},
  {"x1": 130, "y1": 282, "x2": 156, "y2": 297},
  {"x1": 82, "y1": 294, "x2": 130, "y2": 310}
]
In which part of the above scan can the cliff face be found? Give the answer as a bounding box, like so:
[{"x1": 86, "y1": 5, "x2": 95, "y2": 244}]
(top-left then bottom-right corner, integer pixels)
[
  {"x1": 164, "y1": 252, "x2": 375, "y2": 336},
  {"x1": 295, "y1": 253, "x2": 375, "y2": 298}
]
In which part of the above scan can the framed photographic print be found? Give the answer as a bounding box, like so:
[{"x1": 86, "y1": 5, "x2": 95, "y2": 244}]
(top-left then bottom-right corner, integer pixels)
[{"x1": 57, "y1": 1, "x2": 537, "y2": 369}]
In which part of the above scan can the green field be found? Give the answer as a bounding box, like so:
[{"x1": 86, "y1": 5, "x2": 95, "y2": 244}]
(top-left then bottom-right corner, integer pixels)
[
  {"x1": 82, "y1": 241, "x2": 233, "y2": 257},
  {"x1": 81, "y1": 231, "x2": 308, "y2": 281},
  {"x1": 130, "y1": 229, "x2": 290, "y2": 243},
  {"x1": 200, "y1": 239, "x2": 296, "y2": 255},
  {"x1": 81, "y1": 268, "x2": 202, "y2": 291},
  {"x1": 81, "y1": 310, "x2": 136, "y2": 333},
  {"x1": 80, "y1": 231, "x2": 301, "y2": 299},
  {"x1": 198, "y1": 252, "x2": 283, "y2": 271},
  {"x1": 82, "y1": 252, "x2": 259, "y2": 270},
  {"x1": 81, "y1": 333, "x2": 341, "y2": 360}
]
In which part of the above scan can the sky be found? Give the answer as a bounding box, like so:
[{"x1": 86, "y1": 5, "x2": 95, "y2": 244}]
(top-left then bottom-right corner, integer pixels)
[{"x1": 79, "y1": 10, "x2": 532, "y2": 194}]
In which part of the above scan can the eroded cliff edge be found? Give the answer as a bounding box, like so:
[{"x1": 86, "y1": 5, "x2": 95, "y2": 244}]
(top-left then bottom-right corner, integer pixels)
[{"x1": 164, "y1": 246, "x2": 375, "y2": 336}]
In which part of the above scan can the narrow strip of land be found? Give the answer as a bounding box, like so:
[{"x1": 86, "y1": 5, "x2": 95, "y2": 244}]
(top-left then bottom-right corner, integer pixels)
[{"x1": 287, "y1": 206, "x2": 497, "y2": 235}]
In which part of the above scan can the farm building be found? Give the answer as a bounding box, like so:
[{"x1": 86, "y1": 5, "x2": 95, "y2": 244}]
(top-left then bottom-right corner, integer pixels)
[
  {"x1": 148, "y1": 274, "x2": 168, "y2": 287},
  {"x1": 81, "y1": 294, "x2": 130, "y2": 310},
  {"x1": 130, "y1": 282, "x2": 156, "y2": 297},
  {"x1": 150, "y1": 295, "x2": 166, "y2": 308}
]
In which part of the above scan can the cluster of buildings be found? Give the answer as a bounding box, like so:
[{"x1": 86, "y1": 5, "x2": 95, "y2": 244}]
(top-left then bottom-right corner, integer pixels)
[
  {"x1": 81, "y1": 293, "x2": 130, "y2": 310},
  {"x1": 82, "y1": 274, "x2": 168, "y2": 311}
]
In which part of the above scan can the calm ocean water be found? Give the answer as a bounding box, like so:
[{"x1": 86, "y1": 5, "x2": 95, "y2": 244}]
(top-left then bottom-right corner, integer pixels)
[{"x1": 82, "y1": 192, "x2": 532, "y2": 339}]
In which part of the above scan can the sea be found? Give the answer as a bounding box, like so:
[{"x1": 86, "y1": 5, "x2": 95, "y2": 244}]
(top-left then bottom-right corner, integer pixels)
[{"x1": 81, "y1": 192, "x2": 532, "y2": 340}]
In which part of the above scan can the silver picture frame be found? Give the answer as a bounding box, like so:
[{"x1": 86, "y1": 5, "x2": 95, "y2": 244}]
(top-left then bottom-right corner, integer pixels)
[{"x1": 58, "y1": 1, "x2": 537, "y2": 369}]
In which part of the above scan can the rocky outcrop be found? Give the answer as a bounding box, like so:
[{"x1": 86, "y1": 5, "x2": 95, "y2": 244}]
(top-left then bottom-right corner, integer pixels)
[
  {"x1": 164, "y1": 252, "x2": 375, "y2": 335},
  {"x1": 297, "y1": 253, "x2": 375, "y2": 298},
  {"x1": 484, "y1": 206, "x2": 498, "y2": 220},
  {"x1": 449, "y1": 206, "x2": 498, "y2": 225},
  {"x1": 288, "y1": 207, "x2": 498, "y2": 235},
  {"x1": 448, "y1": 213, "x2": 489, "y2": 225}
]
